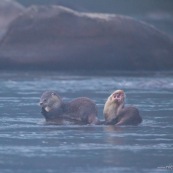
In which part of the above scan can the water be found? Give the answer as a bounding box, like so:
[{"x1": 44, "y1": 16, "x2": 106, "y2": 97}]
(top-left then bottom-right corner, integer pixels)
[{"x1": 0, "y1": 71, "x2": 173, "y2": 173}]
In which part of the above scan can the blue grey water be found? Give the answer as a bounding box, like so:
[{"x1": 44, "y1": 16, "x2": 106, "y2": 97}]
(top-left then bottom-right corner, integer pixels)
[{"x1": 0, "y1": 71, "x2": 173, "y2": 173}]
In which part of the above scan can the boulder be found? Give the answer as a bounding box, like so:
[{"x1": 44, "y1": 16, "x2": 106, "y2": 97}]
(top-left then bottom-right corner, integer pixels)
[
  {"x1": 0, "y1": 0, "x2": 25, "y2": 39},
  {"x1": 0, "y1": 5, "x2": 173, "y2": 70}
]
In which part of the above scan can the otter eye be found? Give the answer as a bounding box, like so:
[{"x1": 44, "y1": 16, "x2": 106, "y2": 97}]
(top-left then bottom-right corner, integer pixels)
[
  {"x1": 51, "y1": 93, "x2": 56, "y2": 96},
  {"x1": 43, "y1": 99, "x2": 47, "y2": 102},
  {"x1": 117, "y1": 93, "x2": 121, "y2": 98}
]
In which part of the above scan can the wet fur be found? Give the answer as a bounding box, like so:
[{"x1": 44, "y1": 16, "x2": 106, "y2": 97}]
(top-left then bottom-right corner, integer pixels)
[
  {"x1": 103, "y1": 90, "x2": 142, "y2": 125},
  {"x1": 40, "y1": 91, "x2": 99, "y2": 125}
]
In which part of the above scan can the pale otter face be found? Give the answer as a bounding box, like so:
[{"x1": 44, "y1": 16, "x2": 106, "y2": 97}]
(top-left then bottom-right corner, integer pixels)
[
  {"x1": 110, "y1": 90, "x2": 126, "y2": 105},
  {"x1": 39, "y1": 91, "x2": 62, "y2": 112}
]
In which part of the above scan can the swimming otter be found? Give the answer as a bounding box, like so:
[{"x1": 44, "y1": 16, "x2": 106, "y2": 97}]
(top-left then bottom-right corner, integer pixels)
[
  {"x1": 39, "y1": 91, "x2": 100, "y2": 125},
  {"x1": 103, "y1": 90, "x2": 142, "y2": 125}
]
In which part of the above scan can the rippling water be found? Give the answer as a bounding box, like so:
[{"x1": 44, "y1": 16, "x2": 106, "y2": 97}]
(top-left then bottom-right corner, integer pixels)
[{"x1": 0, "y1": 71, "x2": 173, "y2": 173}]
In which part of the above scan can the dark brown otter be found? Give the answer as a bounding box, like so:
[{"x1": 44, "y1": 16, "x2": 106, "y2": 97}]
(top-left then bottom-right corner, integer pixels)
[
  {"x1": 39, "y1": 91, "x2": 100, "y2": 125},
  {"x1": 103, "y1": 90, "x2": 142, "y2": 125}
]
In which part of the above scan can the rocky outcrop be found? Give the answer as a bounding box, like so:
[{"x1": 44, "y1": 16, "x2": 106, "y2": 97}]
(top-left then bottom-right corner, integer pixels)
[
  {"x1": 0, "y1": 0, "x2": 25, "y2": 39},
  {"x1": 0, "y1": 5, "x2": 173, "y2": 70}
]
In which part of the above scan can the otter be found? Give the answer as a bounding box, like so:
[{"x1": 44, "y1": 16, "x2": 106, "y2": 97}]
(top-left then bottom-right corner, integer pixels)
[
  {"x1": 103, "y1": 90, "x2": 142, "y2": 125},
  {"x1": 39, "y1": 91, "x2": 100, "y2": 125}
]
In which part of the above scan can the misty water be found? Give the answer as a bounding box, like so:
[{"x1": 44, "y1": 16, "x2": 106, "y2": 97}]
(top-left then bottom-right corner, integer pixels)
[{"x1": 0, "y1": 71, "x2": 173, "y2": 173}]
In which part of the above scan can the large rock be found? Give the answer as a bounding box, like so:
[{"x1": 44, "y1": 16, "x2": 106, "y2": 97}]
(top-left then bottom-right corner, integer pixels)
[
  {"x1": 0, "y1": 0, "x2": 25, "y2": 39},
  {"x1": 0, "y1": 5, "x2": 173, "y2": 70}
]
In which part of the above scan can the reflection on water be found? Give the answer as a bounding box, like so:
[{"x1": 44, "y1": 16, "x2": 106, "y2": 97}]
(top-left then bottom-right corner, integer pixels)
[{"x1": 0, "y1": 71, "x2": 173, "y2": 173}]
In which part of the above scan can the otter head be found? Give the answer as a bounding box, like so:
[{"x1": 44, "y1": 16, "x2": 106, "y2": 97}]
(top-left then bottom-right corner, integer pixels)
[
  {"x1": 104, "y1": 89, "x2": 126, "y2": 123},
  {"x1": 109, "y1": 90, "x2": 126, "y2": 105},
  {"x1": 39, "y1": 91, "x2": 63, "y2": 112}
]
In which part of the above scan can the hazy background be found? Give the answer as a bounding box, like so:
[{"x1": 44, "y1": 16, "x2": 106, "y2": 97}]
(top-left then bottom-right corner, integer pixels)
[
  {"x1": 17, "y1": 0, "x2": 173, "y2": 36},
  {"x1": 0, "y1": 0, "x2": 173, "y2": 70}
]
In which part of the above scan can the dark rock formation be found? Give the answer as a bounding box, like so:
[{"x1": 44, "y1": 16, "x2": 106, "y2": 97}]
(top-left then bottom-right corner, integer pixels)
[
  {"x1": 0, "y1": 5, "x2": 173, "y2": 70},
  {"x1": 0, "y1": 0, "x2": 25, "y2": 39}
]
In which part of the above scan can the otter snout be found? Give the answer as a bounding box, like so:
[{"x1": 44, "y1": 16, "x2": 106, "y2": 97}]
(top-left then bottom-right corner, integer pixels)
[
  {"x1": 39, "y1": 98, "x2": 47, "y2": 107},
  {"x1": 39, "y1": 102, "x2": 44, "y2": 106}
]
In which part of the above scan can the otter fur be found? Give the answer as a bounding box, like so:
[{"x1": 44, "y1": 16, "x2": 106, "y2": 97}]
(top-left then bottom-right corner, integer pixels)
[
  {"x1": 103, "y1": 90, "x2": 142, "y2": 125},
  {"x1": 39, "y1": 91, "x2": 100, "y2": 125}
]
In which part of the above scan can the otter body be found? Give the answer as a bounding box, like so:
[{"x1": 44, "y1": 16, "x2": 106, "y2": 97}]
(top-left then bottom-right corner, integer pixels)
[
  {"x1": 103, "y1": 90, "x2": 142, "y2": 125},
  {"x1": 40, "y1": 91, "x2": 99, "y2": 125}
]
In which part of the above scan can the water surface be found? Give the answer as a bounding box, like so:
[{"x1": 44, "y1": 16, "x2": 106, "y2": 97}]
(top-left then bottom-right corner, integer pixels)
[{"x1": 0, "y1": 71, "x2": 173, "y2": 173}]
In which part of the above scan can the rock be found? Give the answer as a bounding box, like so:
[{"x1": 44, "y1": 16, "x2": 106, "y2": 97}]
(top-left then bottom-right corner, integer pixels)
[
  {"x1": 0, "y1": 0, "x2": 25, "y2": 39},
  {"x1": 0, "y1": 5, "x2": 173, "y2": 70}
]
